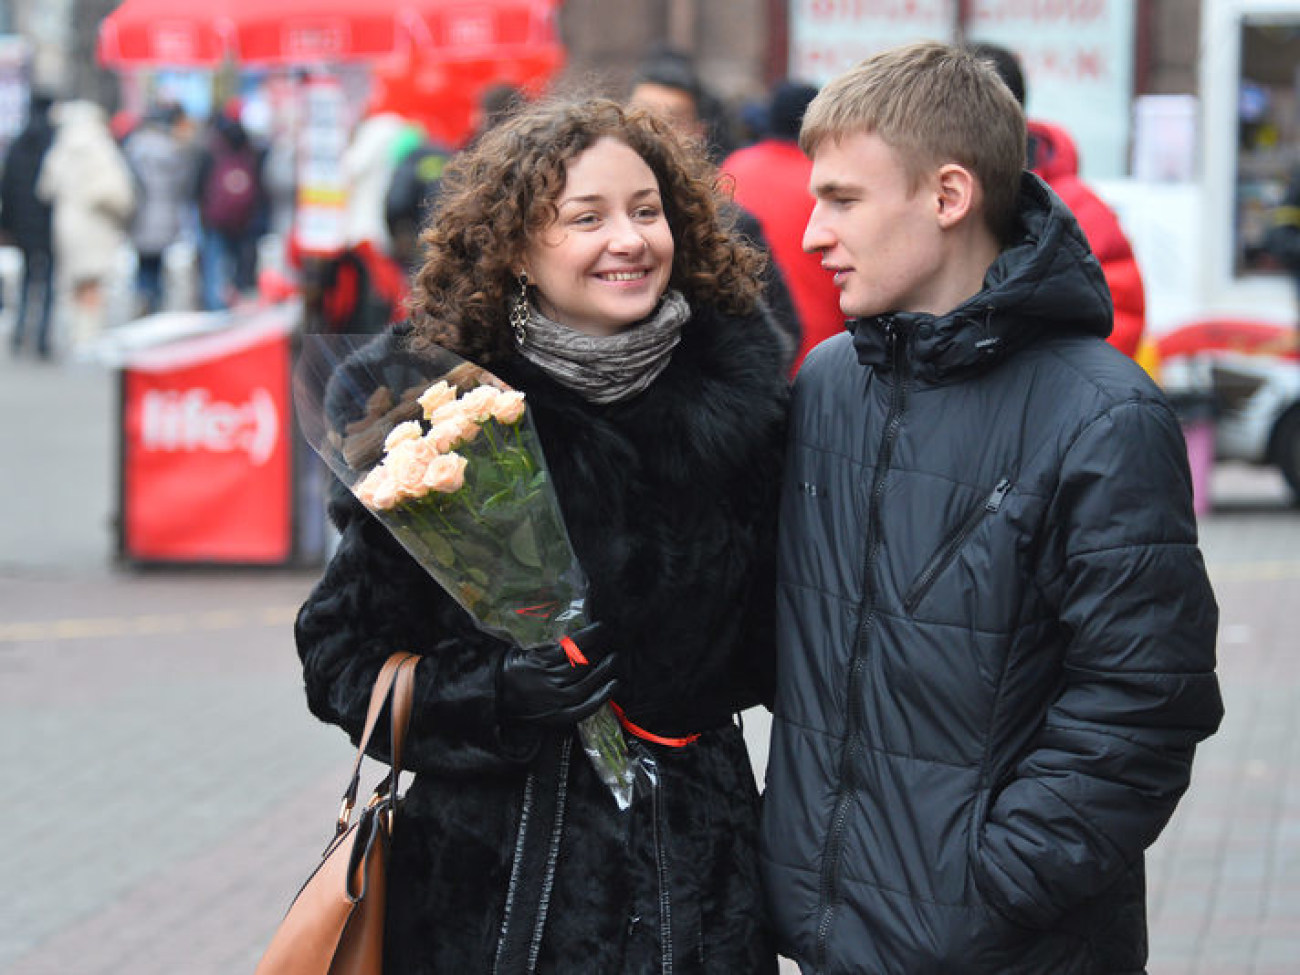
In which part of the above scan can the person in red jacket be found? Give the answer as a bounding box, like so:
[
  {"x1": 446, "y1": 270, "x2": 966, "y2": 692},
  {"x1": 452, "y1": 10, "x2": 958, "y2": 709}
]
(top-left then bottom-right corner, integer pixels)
[
  {"x1": 723, "y1": 82, "x2": 845, "y2": 372},
  {"x1": 974, "y1": 43, "x2": 1147, "y2": 358}
]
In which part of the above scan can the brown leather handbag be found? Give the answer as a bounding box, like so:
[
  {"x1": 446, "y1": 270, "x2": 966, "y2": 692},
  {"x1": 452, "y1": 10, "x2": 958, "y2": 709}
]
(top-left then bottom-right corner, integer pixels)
[{"x1": 255, "y1": 652, "x2": 420, "y2": 975}]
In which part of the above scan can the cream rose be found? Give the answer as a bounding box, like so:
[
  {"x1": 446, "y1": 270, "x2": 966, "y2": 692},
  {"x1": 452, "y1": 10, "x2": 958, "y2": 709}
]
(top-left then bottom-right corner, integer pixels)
[
  {"x1": 356, "y1": 466, "x2": 399, "y2": 510},
  {"x1": 427, "y1": 415, "x2": 476, "y2": 453},
  {"x1": 491, "y1": 390, "x2": 527, "y2": 425},
  {"x1": 459, "y1": 385, "x2": 501, "y2": 423},
  {"x1": 386, "y1": 437, "x2": 436, "y2": 497},
  {"x1": 428, "y1": 399, "x2": 464, "y2": 426},
  {"x1": 383, "y1": 420, "x2": 423, "y2": 453},
  {"x1": 418, "y1": 380, "x2": 457, "y2": 419},
  {"x1": 422, "y1": 452, "x2": 468, "y2": 493}
]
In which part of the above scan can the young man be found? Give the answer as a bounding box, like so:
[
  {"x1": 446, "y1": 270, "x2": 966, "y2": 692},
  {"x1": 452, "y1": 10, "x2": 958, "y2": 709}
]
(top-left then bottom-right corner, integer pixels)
[{"x1": 760, "y1": 41, "x2": 1223, "y2": 974}]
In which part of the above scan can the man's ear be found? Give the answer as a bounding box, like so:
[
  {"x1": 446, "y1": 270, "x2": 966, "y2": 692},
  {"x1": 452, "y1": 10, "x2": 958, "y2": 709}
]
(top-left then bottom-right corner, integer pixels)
[{"x1": 934, "y1": 164, "x2": 978, "y2": 229}]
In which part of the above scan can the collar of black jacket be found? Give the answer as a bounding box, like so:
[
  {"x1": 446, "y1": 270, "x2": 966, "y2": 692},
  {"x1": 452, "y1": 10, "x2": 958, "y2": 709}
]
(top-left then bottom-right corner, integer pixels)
[{"x1": 851, "y1": 172, "x2": 1113, "y2": 384}]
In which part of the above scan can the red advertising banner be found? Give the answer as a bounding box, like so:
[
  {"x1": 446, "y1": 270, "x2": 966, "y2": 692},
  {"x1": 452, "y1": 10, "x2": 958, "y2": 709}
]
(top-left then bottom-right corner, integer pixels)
[{"x1": 120, "y1": 318, "x2": 294, "y2": 563}]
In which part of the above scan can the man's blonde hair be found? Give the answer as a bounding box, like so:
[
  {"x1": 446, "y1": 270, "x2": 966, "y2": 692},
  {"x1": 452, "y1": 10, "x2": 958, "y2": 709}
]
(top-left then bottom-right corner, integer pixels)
[{"x1": 800, "y1": 41, "x2": 1026, "y2": 244}]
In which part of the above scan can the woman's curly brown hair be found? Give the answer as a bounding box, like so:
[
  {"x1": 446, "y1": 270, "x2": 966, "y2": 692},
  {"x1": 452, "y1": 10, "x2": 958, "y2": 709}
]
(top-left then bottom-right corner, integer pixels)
[{"x1": 407, "y1": 96, "x2": 766, "y2": 364}]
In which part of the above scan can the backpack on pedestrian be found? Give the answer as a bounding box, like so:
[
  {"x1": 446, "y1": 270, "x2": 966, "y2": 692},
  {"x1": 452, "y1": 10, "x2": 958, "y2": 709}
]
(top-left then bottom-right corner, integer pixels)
[{"x1": 201, "y1": 143, "x2": 259, "y2": 235}]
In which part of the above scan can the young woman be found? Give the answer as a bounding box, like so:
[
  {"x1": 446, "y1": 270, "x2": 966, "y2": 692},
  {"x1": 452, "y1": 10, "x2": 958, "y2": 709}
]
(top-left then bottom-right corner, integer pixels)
[{"x1": 294, "y1": 97, "x2": 787, "y2": 973}]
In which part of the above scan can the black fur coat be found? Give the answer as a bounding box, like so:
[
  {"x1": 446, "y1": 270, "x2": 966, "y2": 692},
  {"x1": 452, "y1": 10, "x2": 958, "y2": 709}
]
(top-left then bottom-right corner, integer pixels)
[{"x1": 294, "y1": 298, "x2": 788, "y2": 974}]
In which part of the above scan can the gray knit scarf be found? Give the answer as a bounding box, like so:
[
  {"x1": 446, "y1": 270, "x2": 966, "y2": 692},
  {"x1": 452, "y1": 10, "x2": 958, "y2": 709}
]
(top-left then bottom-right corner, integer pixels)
[{"x1": 515, "y1": 290, "x2": 690, "y2": 404}]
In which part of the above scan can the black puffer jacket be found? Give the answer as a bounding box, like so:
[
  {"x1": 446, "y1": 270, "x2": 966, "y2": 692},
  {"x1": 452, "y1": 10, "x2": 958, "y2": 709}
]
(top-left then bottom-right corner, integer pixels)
[
  {"x1": 760, "y1": 174, "x2": 1223, "y2": 974},
  {"x1": 296, "y1": 299, "x2": 786, "y2": 974},
  {"x1": 0, "y1": 108, "x2": 54, "y2": 252}
]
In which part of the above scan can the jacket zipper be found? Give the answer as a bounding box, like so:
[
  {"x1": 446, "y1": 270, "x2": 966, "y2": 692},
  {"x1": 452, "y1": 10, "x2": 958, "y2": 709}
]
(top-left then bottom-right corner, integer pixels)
[
  {"x1": 902, "y1": 477, "x2": 1012, "y2": 615},
  {"x1": 812, "y1": 318, "x2": 909, "y2": 974},
  {"x1": 653, "y1": 767, "x2": 674, "y2": 974}
]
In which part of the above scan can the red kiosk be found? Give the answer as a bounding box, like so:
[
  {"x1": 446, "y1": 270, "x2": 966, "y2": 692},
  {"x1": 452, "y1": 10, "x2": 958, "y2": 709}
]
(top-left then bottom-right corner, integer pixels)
[{"x1": 115, "y1": 303, "x2": 302, "y2": 565}]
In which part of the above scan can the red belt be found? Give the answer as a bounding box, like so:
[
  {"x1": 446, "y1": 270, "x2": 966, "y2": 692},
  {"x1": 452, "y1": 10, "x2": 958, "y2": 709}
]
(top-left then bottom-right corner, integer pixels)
[{"x1": 560, "y1": 636, "x2": 701, "y2": 748}]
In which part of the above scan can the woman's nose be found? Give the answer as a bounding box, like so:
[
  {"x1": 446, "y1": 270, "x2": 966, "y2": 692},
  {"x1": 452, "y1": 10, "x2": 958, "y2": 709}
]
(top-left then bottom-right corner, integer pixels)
[{"x1": 608, "y1": 217, "x2": 649, "y2": 253}]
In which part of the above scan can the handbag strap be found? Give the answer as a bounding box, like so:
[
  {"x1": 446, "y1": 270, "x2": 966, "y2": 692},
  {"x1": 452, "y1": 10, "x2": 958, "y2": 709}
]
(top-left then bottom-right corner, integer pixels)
[
  {"x1": 385, "y1": 654, "x2": 418, "y2": 799},
  {"x1": 335, "y1": 652, "x2": 419, "y2": 836}
]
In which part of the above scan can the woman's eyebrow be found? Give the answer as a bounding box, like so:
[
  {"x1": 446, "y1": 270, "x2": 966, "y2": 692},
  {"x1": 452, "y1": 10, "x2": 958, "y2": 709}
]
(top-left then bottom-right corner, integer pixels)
[{"x1": 559, "y1": 187, "x2": 661, "y2": 208}]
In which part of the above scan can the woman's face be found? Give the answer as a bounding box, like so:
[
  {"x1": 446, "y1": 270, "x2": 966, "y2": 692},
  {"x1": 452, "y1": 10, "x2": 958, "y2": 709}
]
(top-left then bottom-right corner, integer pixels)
[{"x1": 521, "y1": 136, "x2": 675, "y2": 337}]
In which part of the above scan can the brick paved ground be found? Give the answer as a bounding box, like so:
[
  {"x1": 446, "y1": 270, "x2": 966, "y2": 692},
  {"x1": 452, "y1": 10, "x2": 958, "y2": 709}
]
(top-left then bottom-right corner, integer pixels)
[
  {"x1": 1, "y1": 351, "x2": 1297, "y2": 974},
  {"x1": 1144, "y1": 470, "x2": 1300, "y2": 975}
]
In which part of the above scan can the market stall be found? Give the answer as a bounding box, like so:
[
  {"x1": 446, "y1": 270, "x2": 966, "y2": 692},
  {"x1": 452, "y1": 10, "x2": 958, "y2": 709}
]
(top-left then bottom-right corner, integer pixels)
[{"x1": 95, "y1": 0, "x2": 564, "y2": 148}]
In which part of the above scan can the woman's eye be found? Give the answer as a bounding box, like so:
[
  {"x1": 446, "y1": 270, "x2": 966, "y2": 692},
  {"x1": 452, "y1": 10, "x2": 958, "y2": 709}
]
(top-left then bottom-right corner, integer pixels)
[
  {"x1": 571, "y1": 213, "x2": 600, "y2": 227},
  {"x1": 634, "y1": 206, "x2": 661, "y2": 220}
]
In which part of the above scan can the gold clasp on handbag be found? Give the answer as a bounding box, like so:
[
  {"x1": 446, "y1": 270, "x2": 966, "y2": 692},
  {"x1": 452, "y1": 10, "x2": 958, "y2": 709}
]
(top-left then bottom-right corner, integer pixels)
[{"x1": 335, "y1": 797, "x2": 355, "y2": 836}]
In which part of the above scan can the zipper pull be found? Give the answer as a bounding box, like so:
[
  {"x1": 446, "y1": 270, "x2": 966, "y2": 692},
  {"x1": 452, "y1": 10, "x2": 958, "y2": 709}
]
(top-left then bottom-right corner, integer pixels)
[{"x1": 985, "y1": 477, "x2": 1012, "y2": 512}]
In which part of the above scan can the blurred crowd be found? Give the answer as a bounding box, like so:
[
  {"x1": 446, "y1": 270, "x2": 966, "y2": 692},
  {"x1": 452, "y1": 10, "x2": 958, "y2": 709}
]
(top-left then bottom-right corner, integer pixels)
[
  {"x1": 0, "y1": 43, "x2": 1145, "y2": 369},
  {"x1": 0, "y1": 49, "x2": 817, "y2": 364}
]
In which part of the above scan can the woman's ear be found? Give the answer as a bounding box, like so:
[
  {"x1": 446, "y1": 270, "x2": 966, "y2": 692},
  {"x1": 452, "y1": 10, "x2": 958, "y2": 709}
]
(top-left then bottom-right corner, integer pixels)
[{"x1": 934, "y1": 163, "x2": 978, "y2": 229}]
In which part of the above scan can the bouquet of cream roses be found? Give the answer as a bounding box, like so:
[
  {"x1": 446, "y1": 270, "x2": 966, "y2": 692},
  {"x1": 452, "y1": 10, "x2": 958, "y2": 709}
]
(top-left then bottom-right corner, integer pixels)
[{"x1": 295, "y1": 334, "x2": 637, "y2": 809}]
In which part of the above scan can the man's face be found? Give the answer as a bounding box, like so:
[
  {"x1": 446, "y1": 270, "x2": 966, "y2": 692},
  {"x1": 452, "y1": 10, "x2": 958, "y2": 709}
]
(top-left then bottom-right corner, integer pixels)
[
  {"x1": 803, "y1": 130, "x2": 948, "y2": 319},
  {"x1": 628, "y1": 82, "x2": 704, "y2": 142}
]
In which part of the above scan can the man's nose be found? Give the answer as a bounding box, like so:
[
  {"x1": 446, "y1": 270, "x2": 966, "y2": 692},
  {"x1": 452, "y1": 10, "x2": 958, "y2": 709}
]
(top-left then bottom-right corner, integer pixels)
[{"x1": 803, "y1": 212, "x2": 830, "y2": 254}]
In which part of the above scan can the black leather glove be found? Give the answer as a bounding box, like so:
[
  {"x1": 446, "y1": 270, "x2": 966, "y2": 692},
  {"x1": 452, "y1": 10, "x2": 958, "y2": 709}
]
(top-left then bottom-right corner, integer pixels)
[{"x1": 498, "y1": 622, "x2": 618, "y2": 728}]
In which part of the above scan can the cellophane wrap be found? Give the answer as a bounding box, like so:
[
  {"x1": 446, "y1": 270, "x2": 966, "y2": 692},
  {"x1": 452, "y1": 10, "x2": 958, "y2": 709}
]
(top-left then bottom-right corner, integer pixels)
[{"x1": 295, "y1": 333, "x2": 638, "y2": 809}]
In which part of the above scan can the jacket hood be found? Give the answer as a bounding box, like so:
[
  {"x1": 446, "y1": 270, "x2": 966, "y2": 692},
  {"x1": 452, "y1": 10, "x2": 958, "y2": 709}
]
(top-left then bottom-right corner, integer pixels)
[{"x1": 851, "y1": 172, "x2": 1112, "y2": 382}]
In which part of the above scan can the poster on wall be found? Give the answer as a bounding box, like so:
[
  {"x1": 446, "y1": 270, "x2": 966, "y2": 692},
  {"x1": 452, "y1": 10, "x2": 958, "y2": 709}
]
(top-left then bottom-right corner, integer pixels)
[
  {"x1": 964, "y1": 2, "x2": 1136, "y2": 179},
  {"x1": 294, "y1": 74, "x2": 350, "y2": 258},
  {"x1": 787, "y1": 1, "x2": 1136, "y2": 181},
  {"x1": 788, "y1": 0, "x2": 956, "y2": 83}
]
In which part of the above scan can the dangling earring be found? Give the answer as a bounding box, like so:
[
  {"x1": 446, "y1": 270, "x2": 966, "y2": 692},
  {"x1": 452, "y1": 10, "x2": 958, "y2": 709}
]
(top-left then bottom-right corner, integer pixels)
[{"x1": 509, "y1": 272, "x2": 529, "y2": 345}]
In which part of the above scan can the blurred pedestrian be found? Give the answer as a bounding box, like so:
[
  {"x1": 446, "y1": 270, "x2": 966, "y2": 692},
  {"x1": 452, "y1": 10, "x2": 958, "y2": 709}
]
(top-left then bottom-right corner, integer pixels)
[
  {"x1": 193, "y1": 108, "x2": 264, "y2": 310},
  {"x1": 303, "y1": 112, "x2": 419, "y2": 335},
  {"x1": 295, "y1": 95, "x2": 786, "y2": 973},
  {"x1": 123, "y1": 101, "x2": 193, "y2": 316},
  {"x1": 723, "y1": 80, "x2": 843, "y2": 372},
  {"x1": 463, "y1": 82, "x2": 528, "y2": 151},
  {"x1": 36, "y1": 99, "x2": 137, "y2": 351},
  {"x1": 628, "y1": 46, "x2": 735, "y2": 163},
  {"x1": 629, "y1": 49, "x2": 802, "y2": 370},
  {"x1": 1, "y1": 90, "x2": 57, "y2": 358},
  {"x1": 762, "y1": 41, "x2": 1222, "y2": 973},
  {"x1": 342, "y1": 111, "x2": 414, "y2": 256},
  {"x1": 384, "y1": 136, "x2": 452, "y2": 273},
  {"x1": 973, "y1": 41, "x2": 1148, "y2": 359}
]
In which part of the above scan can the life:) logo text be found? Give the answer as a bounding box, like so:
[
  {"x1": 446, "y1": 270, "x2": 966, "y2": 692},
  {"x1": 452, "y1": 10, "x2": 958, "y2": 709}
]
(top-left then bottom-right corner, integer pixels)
[{"x1": 140, "y1": 388, "x2": 279, "y2": 466}]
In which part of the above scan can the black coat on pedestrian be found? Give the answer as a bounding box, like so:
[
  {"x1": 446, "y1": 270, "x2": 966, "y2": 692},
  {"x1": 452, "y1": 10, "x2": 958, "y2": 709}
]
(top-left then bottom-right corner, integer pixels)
[
  {"x1": 0, "y1": 100, "x2": 55, "y2": 253},
  {"x1": 295, "y1": 298, "x2": 787, "y2": 974},
  {"x1": 761, "y1": 174, "x2": 1223, "y2": 974}
]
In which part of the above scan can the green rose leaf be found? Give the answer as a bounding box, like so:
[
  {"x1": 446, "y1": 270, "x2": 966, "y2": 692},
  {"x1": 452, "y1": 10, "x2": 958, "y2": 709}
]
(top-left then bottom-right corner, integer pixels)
[{"x1": 508, "y1": 519, "x2": 543, "y2": 568}]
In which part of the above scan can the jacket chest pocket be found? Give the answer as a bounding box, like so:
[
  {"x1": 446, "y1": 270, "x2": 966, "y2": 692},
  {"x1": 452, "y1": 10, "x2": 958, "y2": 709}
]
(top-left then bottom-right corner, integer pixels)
[{"x1": 902, "y1": 477, "x2": 1012, "y2": 615}]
